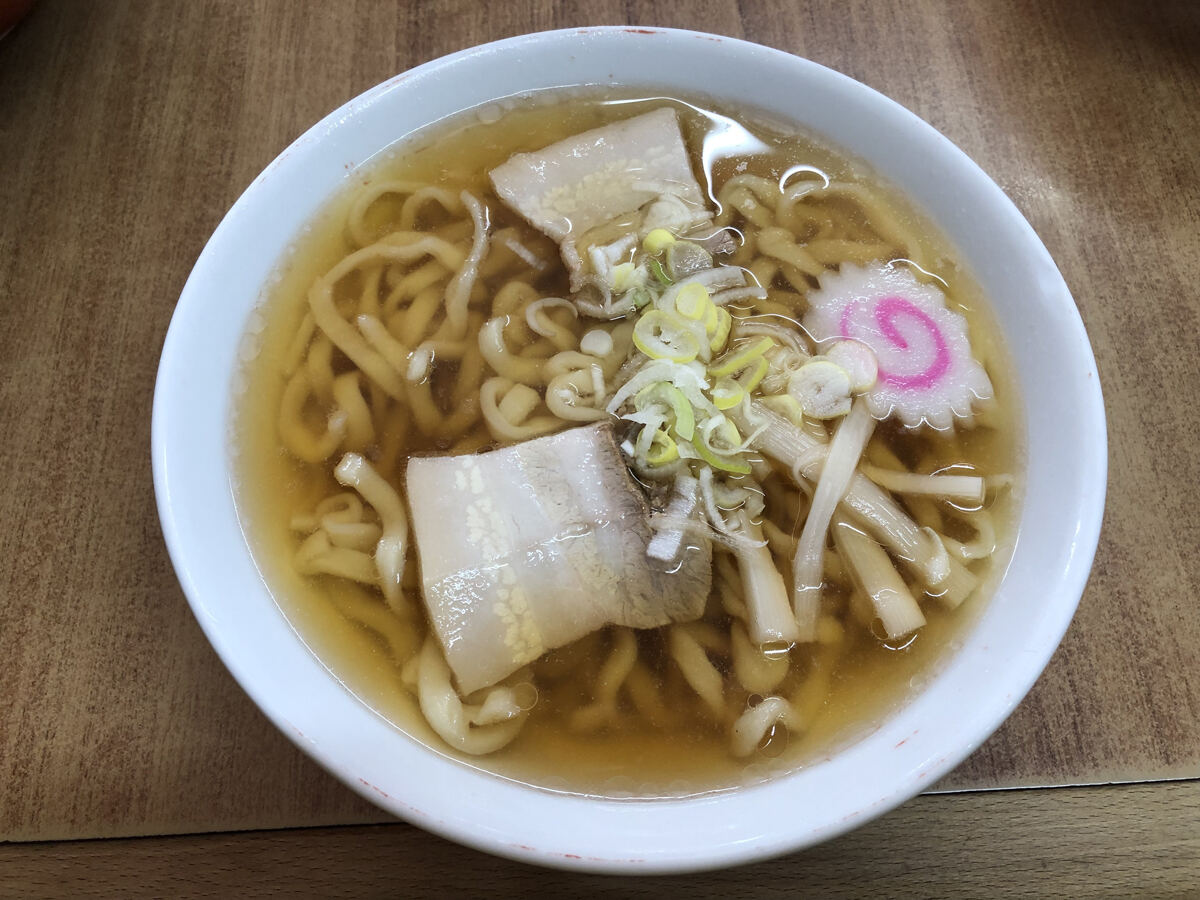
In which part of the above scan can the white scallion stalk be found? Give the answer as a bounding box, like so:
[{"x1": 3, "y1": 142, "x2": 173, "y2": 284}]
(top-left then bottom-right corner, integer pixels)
[
  {"x1": 733, "y1": 510, "x2": 801, "y2": 645},
  {"x1": 832, "y1": 519, "x2": 926, "y2": 639},
  {"x1": 790, "y1": 398, "x2": 876, "y2": 639},
  {"x1": 860, "y1": 464, "x2": 985, "y2": 505}
]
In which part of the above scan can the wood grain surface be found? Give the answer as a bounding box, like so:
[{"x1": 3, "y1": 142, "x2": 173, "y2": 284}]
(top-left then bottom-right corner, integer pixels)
[
  {"x1": 2, "y1": 781, "x2": 1198, "y2": 898},
  {"x1": 1, "y1": 0, "x2": 1198, "y2": 881}
]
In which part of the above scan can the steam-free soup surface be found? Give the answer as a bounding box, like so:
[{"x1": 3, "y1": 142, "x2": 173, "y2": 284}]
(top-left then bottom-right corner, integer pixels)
[{"x1": 235, "y1": 89, "x2": 1021, "y2": 797}]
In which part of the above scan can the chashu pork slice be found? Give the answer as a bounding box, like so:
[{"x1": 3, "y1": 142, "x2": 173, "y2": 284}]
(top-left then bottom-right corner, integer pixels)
[
  {"x1": 489, "y1": 108, "x2": 719, "y2": 293},
  {"x1": 405, "y1": 423, "x2": 711, "y2": 695}
]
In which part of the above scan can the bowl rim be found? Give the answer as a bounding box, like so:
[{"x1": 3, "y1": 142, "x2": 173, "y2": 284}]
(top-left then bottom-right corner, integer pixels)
[{"x1": 152, "y1": 25, "x2": 1108, "y2": 874}]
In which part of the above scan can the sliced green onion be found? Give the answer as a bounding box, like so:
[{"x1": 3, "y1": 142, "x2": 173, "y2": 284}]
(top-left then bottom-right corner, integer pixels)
[
  {"x1": 611, "y1": 262, "x2": 639, "y2": 293},
  {"x1": 605, "y1": 359, "x2": 710, "y2": 416},
  {"x1": 709, "y1": 336, "x2": 774, "y2": 378},
  {"x1": 738, "y1": 356, "x2": 770, "y2": 393},
  {"x1": 825, "y1": 339, "x2": 879, "y2": 392},
  {"x1": 634, "y1": 414, "x2": 666, "y2": 458},
  {"x1": 636, "y1": 381, "x2": 696, "y2": 442},
  {"x1": 709, "y1": 307, "x2": 732, "y2": 353},
  {"x1": 643, "y1": 228, "x2": 677, "y2": 254},
  {"x1": 648, "y1": 256, "x2": 672, "y2": 285},
  {"x1": 629, "y1": 286, "x2": 653, "y2": 309},
  {"x1": 760, "y1": 393, "x2": 806, "y2": 426},
  {"x1": 700, "y1": 415, "x2": 744, "y2": 456},
  {"x1": 691, "y1": 436, "x2": 752, "y2": 475},
  {"x1": 692, "y1": 414, "x2": 752, "y2": 474},
  {"x1": 633, "y1": 309, "x2": 700, "y2": 363},
  {"x1": 647, "y1": 429, "x2": 679, "y2": 466},
  {"x1": 711, "y1": 377, "x2": 745, "y2": 410},
  {"x1": 675, "y1": 283, "x2": 711, "y2": 321},
  {"x1": 789, "y1": 358, "x2": 852, "y2": 419}
]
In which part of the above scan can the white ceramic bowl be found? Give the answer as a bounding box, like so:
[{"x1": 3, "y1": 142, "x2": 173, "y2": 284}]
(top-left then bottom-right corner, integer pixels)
[{"x1": 152, "y1": 27, "x2": 1106, "y2": 873}]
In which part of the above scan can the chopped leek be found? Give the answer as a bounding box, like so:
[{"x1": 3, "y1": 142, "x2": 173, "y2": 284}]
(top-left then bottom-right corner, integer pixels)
[
  {"x1": 633, "y1": 413, "x2": 667, "y2": 459},
  {"x1": 675, "y1": 283, "x2": 711, "y2": 321},
  {"x1": 789, "y1": 358, "x2": 852, "y2": 419},
  {"x1": 699, "y1": 414, "x2": 743, "y2": 455},
  {"x1": 759, "y1": 393, "x2": 806, "y2": 427},
  {"x1": 611, "y1": 262, "x2": 640, "y2": 293},
  {"x1": 692, "y1": 414, "x2": 753, "y2": 474},
  {"x1": 825, "y1": 339, "x2": 878, "y2": 392},
  {"x1": 712, "y1": 378, "x2": 745, "y2": 410},
  {"x1": 635, "y1": 381, "x2": 696, "y2": 441},
  {"x1": 646, "y1": 429, "x2": 679, "y2": 466},
  {"x1": 629, "y1": 286, "x2": 653, "y2": 309},
  {"x1": 710, "y1": 337, "x2": 774, "y2": 378},
  {"x1": 605, "y1": 359, "x2": 710, "y2": 416},
  {"x1": 738, "y1": 356, "x2": 769, "y2": 393},
  {"x1": 691, "y1": 437, "x2": 752, "y2": 475},
  {"x1": 633, "y1": 309, "x2": 700, "y2": 363},
  {"x1": 648, "y1": 256, "x2": 672, "y2": 285},
  {"x1": 643, "y1": 228, "x2": 677, "y2": 254},
  {"x1": 709, "y1": 307, "x2": 732, "y2": 353}
]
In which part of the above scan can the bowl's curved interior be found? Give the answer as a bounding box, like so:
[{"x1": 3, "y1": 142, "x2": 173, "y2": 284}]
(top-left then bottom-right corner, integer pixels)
[{"x1": 152, "y1": 27, "x2": 1106, "y2": 873}]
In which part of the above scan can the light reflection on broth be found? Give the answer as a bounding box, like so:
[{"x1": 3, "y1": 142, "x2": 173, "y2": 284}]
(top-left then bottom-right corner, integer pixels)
[{"x1": 234, "y1": 88, "x2": 1022, "y2": 798}]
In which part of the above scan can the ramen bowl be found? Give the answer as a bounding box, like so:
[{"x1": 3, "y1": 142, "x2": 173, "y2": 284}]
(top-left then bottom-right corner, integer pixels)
[{"x1": 152, "y1": 27, "x2": 1106, "y2": 873}]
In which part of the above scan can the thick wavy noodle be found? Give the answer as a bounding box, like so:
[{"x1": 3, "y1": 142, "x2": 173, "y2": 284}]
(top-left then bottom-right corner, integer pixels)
[{"x1": 235, "y1": 90, "x2": 1020, "y2": 796}]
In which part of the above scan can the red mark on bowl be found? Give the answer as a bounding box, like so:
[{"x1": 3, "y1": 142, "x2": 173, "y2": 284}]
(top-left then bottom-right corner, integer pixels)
[{"x1": 358, "y1": 777, "x2": 391, "y2": 800}]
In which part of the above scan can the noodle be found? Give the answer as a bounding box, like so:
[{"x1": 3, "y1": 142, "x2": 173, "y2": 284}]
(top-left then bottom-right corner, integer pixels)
[{"x1": 235, "y1": 90, "x2": 1019, "y2": 791}]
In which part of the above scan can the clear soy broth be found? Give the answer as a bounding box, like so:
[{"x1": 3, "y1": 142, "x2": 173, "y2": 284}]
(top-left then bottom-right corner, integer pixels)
[{"x1": 235, "y1": 88, "x2": 1022, "y2": 797}]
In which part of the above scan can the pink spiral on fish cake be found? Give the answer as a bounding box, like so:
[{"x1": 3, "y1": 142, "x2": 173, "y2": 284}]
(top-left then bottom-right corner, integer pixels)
[
  {"x1": 804, "y1": 262, "x2": 994, "y2": 428},
  {"x1": 839, "y1": 295, "x2": 952, "y2": 390}
]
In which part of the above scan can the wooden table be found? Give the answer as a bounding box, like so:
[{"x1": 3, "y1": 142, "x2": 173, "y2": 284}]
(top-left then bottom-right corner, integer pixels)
[{"x1": 2, "y1": 1, "x2": 1198, "y2": 895}]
